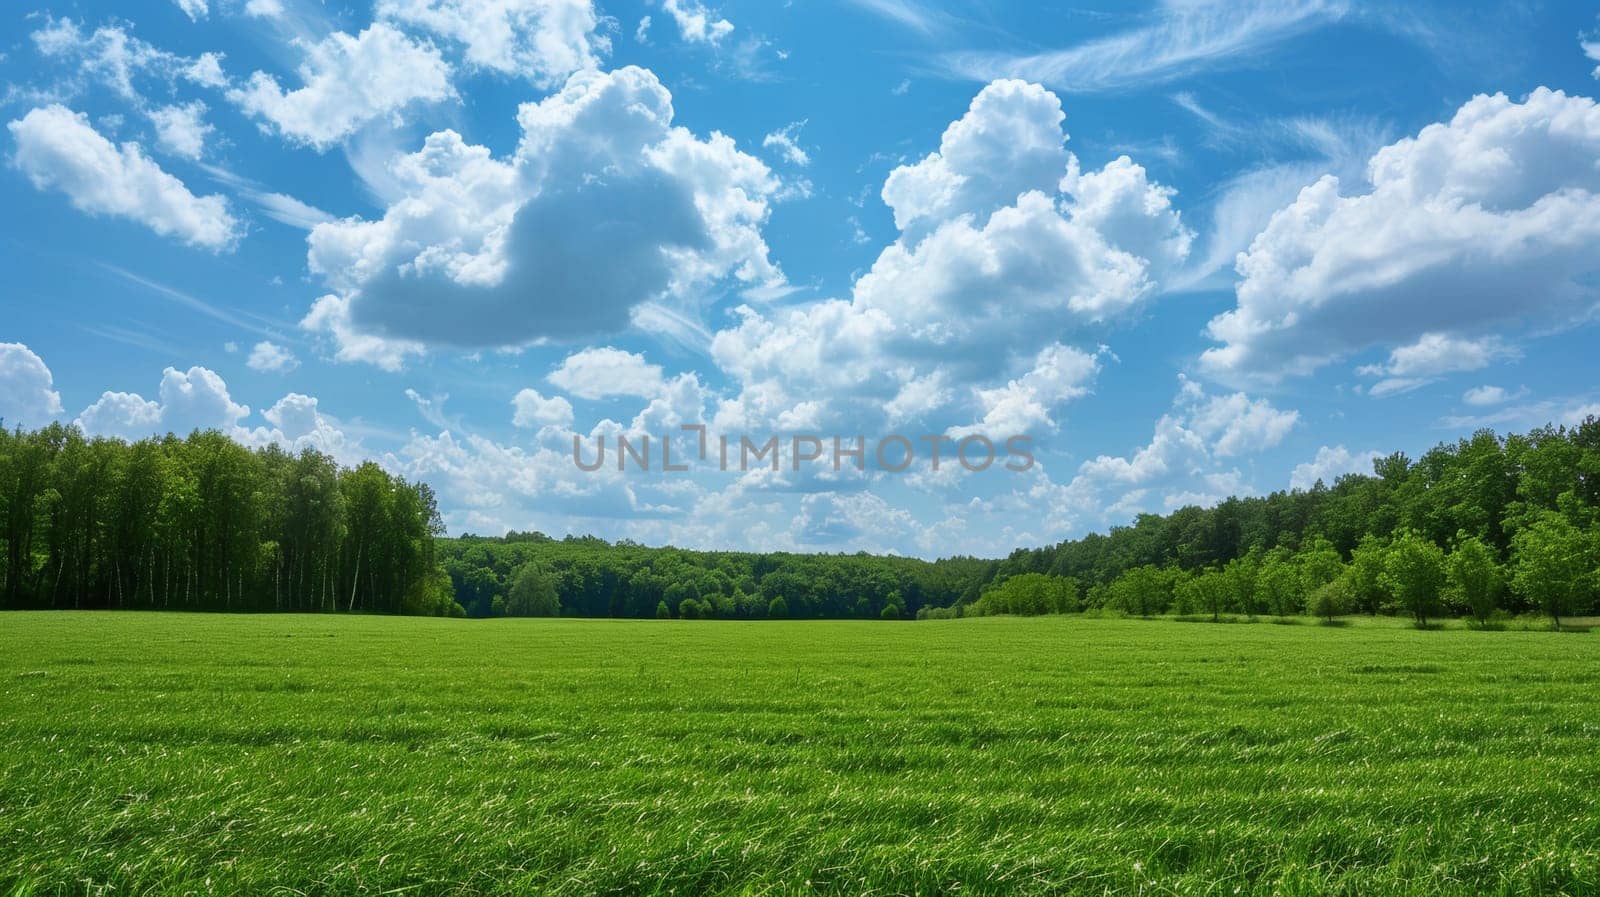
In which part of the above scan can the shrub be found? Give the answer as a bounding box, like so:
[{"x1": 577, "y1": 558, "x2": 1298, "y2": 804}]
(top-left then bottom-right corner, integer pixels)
[
  {"x1": 1308, "y1": 576, "x2": 1352, "y2": 623},
  {"x1": 968, "y1": 573, "x2": 1080, "y2": 616}
]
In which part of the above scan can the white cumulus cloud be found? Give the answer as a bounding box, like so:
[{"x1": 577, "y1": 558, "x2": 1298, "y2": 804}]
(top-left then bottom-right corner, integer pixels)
[
  {"x1": 1462, "y1": 384, "x2": 1527, "y2": 407},
  {"x1": 709, "y1": 79, "x2": 1191, "y2": 444},
  {"x1": 257, "y1": 393, "x2": 362, "y2": 464},
  {"x1": 244, "y1": 0, "x2": 284, "y2": 17},
  {"x1": 228, "y1": 23, "x2": 455, "y2": 150},
  {"x1": 148, "y1": 101, "x2": 212, "y2": 159},
  {"x1": 0, "y1": 343, "x2": 65, "y2": 427},
  {"x1": 172, "y1": 0, "x2": 208, "y2": 21},
  {"x1": 30, "y1": 17, "x2": 225, "y2": 102},
  {"x1": 662, "y1": 0, "x2": 733, "y2": 44},
  {"x1": 73, "y1": 367, "x2": 361, "y2": 463},
  {"x1": 1005, "y1": 377, "x2": 1295, "y2": 536},
  {"x1": 186, "y1": 52, "x2": 227, "y2": 88},
  {"x1": 302, "y1": 66, "x2": 783, "y2": 360},
  {"x1": 1202, "y1": 88, "x2": 1600, "y2": 385},
  {"x1": 1360, "y1": 333, "x2": 1520, "y2": 397},
  {"x1": 547, "y1": 347, "x2": 664, "y2": 400},
  {"x1": 1290, "y1": 445, "x2": 1382, "y2": 490},
  {"x1": 1178, "y1": 378, "x2": 1299, "y2": 458},
  {"x1": 376, "y1": 0, "x2": 606, "y2": 86},
  {"x1": 762, "y1": 121, "x2": 809, "y2": 166},
  {"x1": 951, "y1": 344, "x2": 1102, "y2": 438},
  {"x1": 300, "y1": 294, "x2": 425, "y2": 372},
  {"x1": 247, "y1": 341, "x2": 300, "y2": 373},
  {"x1": 511, "y1": 388, "x2": 575, "y2": 428},
  {"x1": 881, "y1": 79, "x2": 1074, "y2": 241},
  {"x1": 8, "y1": 105, "x2": 241, "y2": 250},
  {"x1": 76, "y1": 366, "x2": 249, "y2": 441}
]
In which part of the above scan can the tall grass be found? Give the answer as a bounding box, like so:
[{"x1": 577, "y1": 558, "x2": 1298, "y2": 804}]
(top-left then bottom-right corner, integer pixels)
[{"x1": 3, "y1": 612, "x2": 1598, "y2": 895}]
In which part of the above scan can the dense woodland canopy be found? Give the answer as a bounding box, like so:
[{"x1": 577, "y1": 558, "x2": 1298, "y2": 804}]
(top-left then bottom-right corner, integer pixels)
[
  {"x1": 968, "y1": 419, "x2": 1600, "y2": 625},
  {"x1": 0, "y1": 424, "x2": 457, "y2": 615},
  {"x1": 439, "y1": 417, "x2": 1600, "y2": 624},
  {"x1": 3, "y1": 418, "x2": 1598, "y2": 624}
]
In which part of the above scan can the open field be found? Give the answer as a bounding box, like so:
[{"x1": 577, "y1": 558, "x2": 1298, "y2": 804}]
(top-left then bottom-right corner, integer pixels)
[{"x1": 3, "y1": 613, "x2": 1599, "y2": 896}]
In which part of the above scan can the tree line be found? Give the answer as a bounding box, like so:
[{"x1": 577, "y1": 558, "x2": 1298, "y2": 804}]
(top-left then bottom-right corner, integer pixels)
[
  {"x1": 440, "y1": 533, "x2": 991, "y2": 620},
  {"x1": 0, "y1": 424, "x2": 458, "y2": 615},
  {"x1": 4, "y1": 417, "x2": 1597, "y2": 625},
  {"x1": 447, "y1": 419, "x2": 1600, "y2": 626},
  {"x1": 930, "y1": 519, "x2": 1594, "y2": 628},
  {"x1": 949, "y1": 420, "x2": 1600, "y2": 627}
]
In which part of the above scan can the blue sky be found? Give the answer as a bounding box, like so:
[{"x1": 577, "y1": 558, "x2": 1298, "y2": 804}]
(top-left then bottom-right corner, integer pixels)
[{"x1": 3, "y1": 0, "x2": 1599, "y2": 557}]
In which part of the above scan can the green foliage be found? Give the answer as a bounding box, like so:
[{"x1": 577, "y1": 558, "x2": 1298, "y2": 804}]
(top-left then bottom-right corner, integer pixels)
[
  {"x1": 1308, "y1": 576, "x2": 1351, "y2": 622},
  {"x1": 442, "y1": 401, "x2": 1596, "y2": 623},
  {"x1": 986, "y1": 418, "x2": 1600, "y2": 622},
  {"x1": 1104, "y1": 565, "x2": 1177, "y2": 616},
  {"x1": 1296, "y1": 535, "x2": 1344, "y2": 596},
  {"x1": 402, "y1": 567, "x2": 466, "y2": 618},
  {"x1": 1177, "y1": 567, "x2": 1237, "y2": 621},
  {"x1": 1510, "y1": 512, "x2": 1599, "y2": 627},
  {"x1": 1257, "y1": 550, "x2": 1302, "y2": 617},
  {"x1": 1447, "y1": 533, "x2": 1504, "y2": 623},
  {"x1": 766, "y1": 596, "x2": 788, "y2": 618},
  {"x1": 1346, "y1": 534, "x2": 1389, "y2": 616},
  {"x1": 438, "y1": 532, "x2": 992, "y2": 620},
  {"x1": 967, "y1": 573, "x2": 1079, "y2": 616},
  {"x1": 1223, "y1": 552, "x2": 1261, "y2": 615},
  {"x1": 1382, "y1": 530, "x2": 1447, "y2": 626},
  {"x1": 8, "y1": 416, "x2": 1600, "y2": 625},
  {"x1": 506, "y1": 562, "x2": 560, "y2": 617},
  {"x1": 0, "y1": 423, "x2": 447, "y2": 614},
  {"x1": 655, "y1": 600, "x2": 670, "y2": 619}
]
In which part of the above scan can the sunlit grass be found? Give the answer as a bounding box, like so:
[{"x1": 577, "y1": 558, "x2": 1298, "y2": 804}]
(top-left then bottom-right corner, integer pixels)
[{"x1": 3, "y1": 612, "x2": 1598, "y2": 895}]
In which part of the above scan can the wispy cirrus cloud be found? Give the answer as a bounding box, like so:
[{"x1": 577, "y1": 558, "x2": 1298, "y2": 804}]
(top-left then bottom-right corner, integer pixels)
[
  {"x1": 839, "y1": 0, "x2": 949, "y2": 36},
  {"x1": 937, "y1": 0, "x2": 1347, "y2": 92},
  {"x1": 1164, "y1": 95, "x2": 1388, "y2": 293},
  {"x1": 100, "y1": 264, "x2": 295, "y2": 341},
  {"x1": 1438, "y1": 396, "x2": 1600, "y2": 432},
  {"x1": 201, "y1": 164, "x2": 335, "y2": 230}
]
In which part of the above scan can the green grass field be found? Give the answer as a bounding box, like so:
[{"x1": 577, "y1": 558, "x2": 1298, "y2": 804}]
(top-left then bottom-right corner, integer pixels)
[{"x1": 3, "y1": 613, "x2": 1598, "y2": 896}]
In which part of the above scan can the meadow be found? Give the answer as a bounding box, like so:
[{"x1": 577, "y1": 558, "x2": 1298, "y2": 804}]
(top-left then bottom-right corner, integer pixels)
[{"x1": 3, "y1": 613, "x2": 1598, "y2": 896}]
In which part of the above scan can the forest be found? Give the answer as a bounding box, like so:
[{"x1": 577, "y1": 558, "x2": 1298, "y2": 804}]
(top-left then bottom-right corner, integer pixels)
[
  {"x1": 0, "y1": 423, "x2": 457, "y2": 615},
  {"x1": 3, "y1": 418, "x2": 1598, "y2": 625},
  {"x1": 442, "y1": 418, "x2": 1600, "y2": 625}
]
